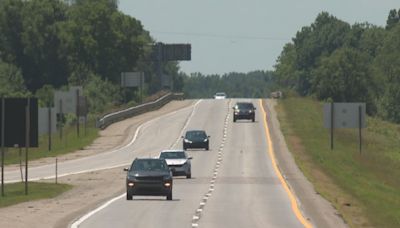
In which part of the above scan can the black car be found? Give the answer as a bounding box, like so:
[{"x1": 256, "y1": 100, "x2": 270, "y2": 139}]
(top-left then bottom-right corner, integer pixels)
[
  {"x1": 125, "y1": 158, "x2": 173, "y2": 200},
  {"x1": 233, "y1": 102, "x2": 256, "y2": 122},
  {"x1": 182, "y1": 130, "x2": 210, "y2": 150}
]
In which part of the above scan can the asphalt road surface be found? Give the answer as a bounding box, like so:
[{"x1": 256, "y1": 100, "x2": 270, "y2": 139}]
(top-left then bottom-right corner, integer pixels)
[{"x1": 74, "y1": 99, "x2": 306, "y2": 228}]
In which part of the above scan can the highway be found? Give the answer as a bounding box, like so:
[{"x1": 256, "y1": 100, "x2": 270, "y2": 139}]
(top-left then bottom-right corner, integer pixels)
[
  {"x1": 72, "y1": 99, "x2": 307, "y2": 228},
  {"x1": 3, "y1": 98, "x2": 339, "y2": 227}
]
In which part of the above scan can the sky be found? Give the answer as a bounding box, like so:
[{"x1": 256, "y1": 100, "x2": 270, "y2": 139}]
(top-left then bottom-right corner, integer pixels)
[{"x1": 119, "y1": 0, "x2": 399, "y2": 75}]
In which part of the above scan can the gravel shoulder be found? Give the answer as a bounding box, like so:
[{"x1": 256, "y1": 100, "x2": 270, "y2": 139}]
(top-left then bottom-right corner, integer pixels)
[
  {"x1": 0, "y1": 100, "x2": 194, "y2": 228},
  {"x1": 263, "y1": 99, "x2": 347, "y2": 228}
]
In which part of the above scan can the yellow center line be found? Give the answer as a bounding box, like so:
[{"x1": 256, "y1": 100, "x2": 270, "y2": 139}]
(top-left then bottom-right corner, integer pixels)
[{"x1": 259, "y1": 99, "x2": 313, "y2": 228}]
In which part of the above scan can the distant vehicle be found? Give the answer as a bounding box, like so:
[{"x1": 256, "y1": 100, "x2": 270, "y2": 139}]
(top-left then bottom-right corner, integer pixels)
[
  {"x1": 182, "y1": 130, "x2": 210, "y2": 150},
  {"x1": 159, "y1": 150, "x2": 192, "y2": 178},
  {"x1": 233, "y1": 102, "x2": 256, "y2": 122},
  {"x1": 214, "y1": 92, "x2": 227, "y2": 99},
  {"x1": 124, "y1": 158, "x2": 173, "y2": 200}
]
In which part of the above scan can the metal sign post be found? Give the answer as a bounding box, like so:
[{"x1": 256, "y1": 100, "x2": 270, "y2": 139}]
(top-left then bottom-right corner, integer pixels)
[
  {"x1": 1, "y1": 97, "x2": 4, "y2": 197},
  {"x1": 25, "y1": 98, "x2": 30, "y2": 195},
  {"x1": 359, "y1": 105, "x2": 362, "y2": 154},
  {"x1": 330, "y1": 102, "x2": 334, "y2": 150},
  {"x1": 48, "y1": 105, "x2": 52, "y2": 151},
  {"x1": 76, "y1": 89, "x2": 80, "y2": 137},
  {"x1": 324, "y1": 102, "x2": 366, "y2": 154}
]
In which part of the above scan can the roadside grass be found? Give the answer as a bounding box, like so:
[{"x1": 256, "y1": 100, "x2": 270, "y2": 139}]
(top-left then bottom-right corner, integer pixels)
[
  {"x1": 276, "y1": 96, "x2": 400, "y2": 228},
  {"x1": 3, "y1": 119, "x2": 98, "y2": 165},
  {"x1": 0, "y1": 182, "x2": 72, "y2": 208}
]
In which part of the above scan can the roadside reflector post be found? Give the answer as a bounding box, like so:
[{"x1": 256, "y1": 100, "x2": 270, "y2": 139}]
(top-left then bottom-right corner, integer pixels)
[
  {"x1": 359, "y1": 105, "x2": 362, "y2": 155},
  {"x1": 330, "y1": 102, "x2": 334, "y2": 150},
  {"x1": 56, "y1": 157, "x2": 58, "y2": 184}
]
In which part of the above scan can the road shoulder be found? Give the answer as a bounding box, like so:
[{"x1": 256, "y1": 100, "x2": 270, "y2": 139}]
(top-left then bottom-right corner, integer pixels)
[
  {"x1": 0, "y1": 100, "x2": 194, "y2": 228},
  {"x1": 263, "y1": 99, "x2": 347, "y2": 228}
]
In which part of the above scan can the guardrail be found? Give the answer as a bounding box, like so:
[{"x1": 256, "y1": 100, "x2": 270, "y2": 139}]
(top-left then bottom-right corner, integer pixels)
[{"x1": 97, "y1": 93, "x2": 184, "y2": 129}]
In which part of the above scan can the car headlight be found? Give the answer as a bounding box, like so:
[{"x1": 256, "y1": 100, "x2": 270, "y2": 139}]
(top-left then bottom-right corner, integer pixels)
[
  {"x1": 249, "y1": 110, "x2": 253, "y2": 113},
  {"x1": 203, "y1": 138, "x2": 208, "y2": 142},
  {"x1": 128, "y1": 182, "x2": 135, "y2": 187},
  {"x1": 164, "y1": 182, "x2": 172, "y2": 187},
  {"x1": 184, "y1": 139, "x2": 192, "y2": 143}
]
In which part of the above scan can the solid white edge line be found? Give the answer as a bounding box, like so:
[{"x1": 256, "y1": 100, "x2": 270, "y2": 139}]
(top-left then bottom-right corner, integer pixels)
[
  {"x1": 69, "y1": 99, "x2": 202, "y2": 227},
  {"x1": 5, "y1": 100, "x2": 199, "y2": 184},
  {"x1": 70, "y1": 193, "x2": 125, "y2": 228}
]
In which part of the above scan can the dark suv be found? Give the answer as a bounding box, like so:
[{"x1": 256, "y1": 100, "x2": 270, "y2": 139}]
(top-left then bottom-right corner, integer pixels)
[
  {"x1": 125, "y1": 158, "x2": 173, "y2": 200},
  {"x1": 182, "y1": 130, "x2": 210, "y2": 150},
  {"x1": 233, "y1": 102, "x2": 256, "y2": 122}
]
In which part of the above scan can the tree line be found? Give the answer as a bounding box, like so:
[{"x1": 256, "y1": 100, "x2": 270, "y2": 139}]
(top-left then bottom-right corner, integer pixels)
[
  {"x1": 181, "y1": 70, "x2": 277, "y2": 99},
  {"x1": 274, "y1": 10, "x2": 400, "y2": 123},
  {"x1": 0, "y1": 0, "x2": 180, "y2": 113}
]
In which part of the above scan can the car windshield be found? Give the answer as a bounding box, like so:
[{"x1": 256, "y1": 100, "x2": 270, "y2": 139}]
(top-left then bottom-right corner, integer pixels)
[
  {"x1": 185, "y1": 131, "x2": 206, "y2": 140},
  {"x1": 130, "y1": 159, "x2": 168, "y2": 172},
  {"x1": 236, "y1": 103, "x2": 254, "y2": 109},
  {"x1": 160, "y1": 152, "x2": 186, "y2": 159}
]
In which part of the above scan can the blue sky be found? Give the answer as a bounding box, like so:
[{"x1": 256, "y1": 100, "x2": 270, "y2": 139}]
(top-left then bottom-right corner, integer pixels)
[{"x1": 119, "y1": 0, "x2": 399, "y2": 75}]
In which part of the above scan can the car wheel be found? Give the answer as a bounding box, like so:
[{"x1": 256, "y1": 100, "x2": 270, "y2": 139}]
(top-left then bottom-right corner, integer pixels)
[
  {"x1": 252, "y1": 117, "x2": 255, "y2": 122},
  {"x1": 126, "y1": 192, "x2": 132, "y2": 200},
  {"x1": 186, "y1": 173, "x2": 191, "y2": 179},
  {"x1": 233, "y1": 117, "x2": 236, "y2": 122},
  {"x1": 167, "y1": 192, "x2": 173, "y2": 201}
]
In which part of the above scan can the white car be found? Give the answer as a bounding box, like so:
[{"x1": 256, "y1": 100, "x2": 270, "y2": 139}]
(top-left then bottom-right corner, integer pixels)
[
  {"x1": 214, "y1": 92, "x2": 227, "y2": 99},
  {"x1": 159, "y1": 150, "x2": 192, "y2": 178}
]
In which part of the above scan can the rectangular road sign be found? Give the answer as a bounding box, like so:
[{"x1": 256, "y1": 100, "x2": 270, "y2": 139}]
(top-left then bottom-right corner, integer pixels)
[
  {"x1": 54, "y1": 87, "x2": 83, "y2": 114},
  {"x1": 121, "y1": 72, "x2": 144, "y2": 87},
  {"x1": 0, "y1": 98, "x2": 38, "y2": 147},
  {"x1": 324, "y1": 103, "x2": 366, "y2": 129}
]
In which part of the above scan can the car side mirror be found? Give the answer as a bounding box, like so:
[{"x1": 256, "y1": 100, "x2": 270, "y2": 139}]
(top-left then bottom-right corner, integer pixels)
[
  {"x1": 254, "y1": 107, "x2": 256, "y2": 110},
  {"x1": 207, "y1": 135, "x2": 210, "y2": 138},
  {"x1": 188, "y1": 157, "x2": 193, "y2": 160},
  {"x1": 123, "y1": 168, "x2": 129, "y2": 172},
  {"x1": 181, "y1": 136, "x2": 184, "y2": 138}
]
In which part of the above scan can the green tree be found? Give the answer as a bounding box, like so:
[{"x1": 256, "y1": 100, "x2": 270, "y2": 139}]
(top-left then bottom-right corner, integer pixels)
[
  {"x1": 0, "y1": 61, "x2": 29, "y2": 97},
  {"x1": 374, "y1": 24, "x2": 400, "y2": 122},
  {"x1": 386, "y1": 9, "x2": 400, "y2": 30},
  {"x1": 311, "y1": 48, "x2": 372, "y2": 104}
]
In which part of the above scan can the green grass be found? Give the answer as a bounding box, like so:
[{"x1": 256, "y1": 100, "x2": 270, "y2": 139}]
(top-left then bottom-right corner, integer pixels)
[
  {"x1": 3, "y1": 119, "x2": 99, "y2": 165},
  {"x1": 0, "y1": 182, "x2": 72, "y2": 208},
  {"x1": 276, "y1": 96, "x2": 400, "y2": 228}
]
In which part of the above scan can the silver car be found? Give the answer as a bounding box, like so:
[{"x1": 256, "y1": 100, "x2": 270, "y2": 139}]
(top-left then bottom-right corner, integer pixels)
[{"x1": 159, "y1": 150, "x2": 192, "y2": 178}]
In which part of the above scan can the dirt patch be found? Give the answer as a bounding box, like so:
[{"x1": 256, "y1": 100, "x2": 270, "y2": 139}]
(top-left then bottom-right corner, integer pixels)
[{"x1": 0, "y1": 99, "x2": 194, "y2": 228}]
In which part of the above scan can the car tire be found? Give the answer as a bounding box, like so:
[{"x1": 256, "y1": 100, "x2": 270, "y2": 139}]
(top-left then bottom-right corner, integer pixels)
[
  {"x1": 206, "y1": 143, "x2": 209, "y2": 151},
  {"x1": 126, "y1": 192, "x2": 132, "y2": 200},
  {"x1": 233, "y1": 117, "x2": 236, "y2": 122},
  {"x1": 167, "y1": 192, "x2": 173, "y2": 201},
  {"x1": 186, "y1": 173, "x2": 191, "y2": 179},
  {"x1": 252, "y1": 117, "x2": 255, "y2": 122}
]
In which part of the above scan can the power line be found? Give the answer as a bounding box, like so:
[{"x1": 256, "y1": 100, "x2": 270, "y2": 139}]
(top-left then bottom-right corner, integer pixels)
[{"x1": 151, "y1": 30, "x2": 290, "y2": 41}]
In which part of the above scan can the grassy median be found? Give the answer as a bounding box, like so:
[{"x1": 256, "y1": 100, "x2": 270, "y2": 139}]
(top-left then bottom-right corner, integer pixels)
[
  {"x1": 0, "y1": 182, "x2": 72, "y2": 208},
  {"x1": 276, "y1": 96, "x2": 400, "y2": 228}
]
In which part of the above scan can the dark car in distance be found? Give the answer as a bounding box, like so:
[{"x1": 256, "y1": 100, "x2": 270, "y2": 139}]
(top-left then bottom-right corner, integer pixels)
[
  {"x1": 233, "y1": 102, "x2": 256, "y2": 122},
  {"x1": 182, "y1": 130, "x2": 210, "y2": 150},
  {"x1": 125, "y1": 158, "x2": 173, "y2": 200}
]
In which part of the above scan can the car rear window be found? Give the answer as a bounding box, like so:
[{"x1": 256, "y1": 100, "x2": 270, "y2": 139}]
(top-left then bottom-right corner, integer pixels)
[
  {"x1": 131, "y1": 159, "x2": 168, "y2": 171},
  {"x1": 160, "y1": 152, "x2": 186, "y2": 159},
  {"x1": 185, "y1": 131, "x2": 206, "y2": 140},
  {"x1": 236, "y1": 103, "x2": 254, "y2": 109}
]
